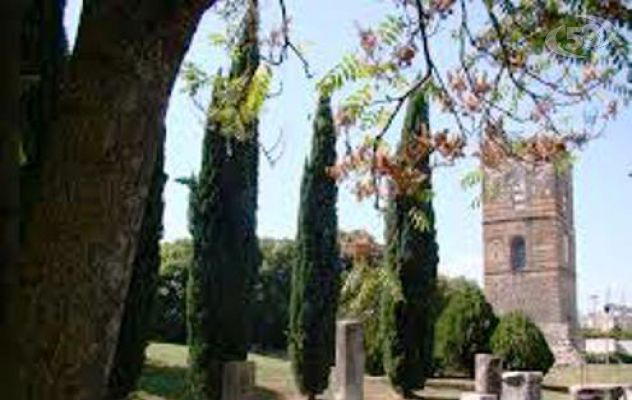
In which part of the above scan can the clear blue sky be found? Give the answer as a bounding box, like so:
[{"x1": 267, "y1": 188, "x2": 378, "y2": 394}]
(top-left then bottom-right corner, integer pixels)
[{"x1": 64, "y1": 0, "x2": 631, "y2": 314}]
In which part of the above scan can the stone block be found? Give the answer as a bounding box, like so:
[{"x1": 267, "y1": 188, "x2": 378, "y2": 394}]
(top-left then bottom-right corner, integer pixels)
[
  {"x1": 501, "y1": 372, "x2": 543, "y2": 400},
  {"x1": 240, "y1": 361, "x2": 256, "y2": 392},
  {"x1": 569, "y1": 384, "x2": 628, "y2": 400},
  {"x1": 333, "y1": 319, "x2": 364, "y2": 400},
  {"x1": 475, "y1": 354, "x2": 503, "y2": 395},
  {"x1": 222, "y1": 361, "x2": 256, "y2": 400}
]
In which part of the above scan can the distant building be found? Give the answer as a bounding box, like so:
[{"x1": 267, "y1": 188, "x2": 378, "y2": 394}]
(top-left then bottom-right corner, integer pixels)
[
  {"x1": 482, "y1": 159, "x2": 582, "y2": 365},
  {"x1": 584, "y1": 303, "x2": 632, "y2": 332}
]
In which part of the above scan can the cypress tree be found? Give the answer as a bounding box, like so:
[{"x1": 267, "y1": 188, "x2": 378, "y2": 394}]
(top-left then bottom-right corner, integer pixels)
[
  {"x1": 381, "y1": 88, "x2": 439, "y2": 397},
  {"x1": 0, "y1": 3, "x2": 68, "y2": 397},
  {"x1": 20, "y1": 0, "x2": 68, "y2": 167},
  {"x1": 20, "y1": 0, "x2": 68, "y2": 233},
  {"x1": 289, "y1": 94, "x2": 340, "y2": 399},
  {"x1": 106, "y1": 129, "x2": 166, "y2": 400},
  {"x1": 186, "y1": 2, "x2": 260, "y2": 399}
]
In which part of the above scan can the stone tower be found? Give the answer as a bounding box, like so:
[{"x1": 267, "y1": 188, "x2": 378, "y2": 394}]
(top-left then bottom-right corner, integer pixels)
[{"x1": 483, "y1": 160, "x2": 581, "y2": 365}]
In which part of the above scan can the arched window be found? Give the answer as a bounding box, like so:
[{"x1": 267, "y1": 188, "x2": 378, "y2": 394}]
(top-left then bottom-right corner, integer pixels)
[{"x1": 510, "y1": 236, "x2": 526, "y2": 271}]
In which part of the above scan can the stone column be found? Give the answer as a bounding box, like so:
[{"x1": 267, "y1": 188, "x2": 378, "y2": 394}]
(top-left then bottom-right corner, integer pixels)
[
  {"x1": 333, "y1": 319, "x2": 364, "y2": 400},
  {"x1": 501, "y1": 372, "x2": 543, "y2": 400},
  {"x1": 475, "y1": 354, "x2": 503, "y2": 395}
]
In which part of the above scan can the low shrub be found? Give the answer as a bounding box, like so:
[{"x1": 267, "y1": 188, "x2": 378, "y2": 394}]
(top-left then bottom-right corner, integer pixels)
[
  {"x1": 491, "y1": 312, "x2": 555, "y2": 374},
  {"x1": 434, "y1": 283, "x2": 497, "y2": 376}
]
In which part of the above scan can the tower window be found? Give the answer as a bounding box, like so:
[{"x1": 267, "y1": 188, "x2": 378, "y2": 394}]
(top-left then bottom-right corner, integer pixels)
[{"x1": 510, "y1": 236, "x2": 527, "y2": 271}]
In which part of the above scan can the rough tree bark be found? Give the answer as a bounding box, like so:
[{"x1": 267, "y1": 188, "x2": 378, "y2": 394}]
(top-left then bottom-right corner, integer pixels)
[
  {"x1": 12, "y1": 1, "x2": 217, "y2": 398},
  {"x1": 106, "y1": 125, "x2": 166, "y2": 400},
  {"x1": 0, "y1": 1, "x2": 28, "y2": 398}
]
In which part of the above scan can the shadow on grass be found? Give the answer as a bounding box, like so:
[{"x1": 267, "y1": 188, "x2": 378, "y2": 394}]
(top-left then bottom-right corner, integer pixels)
[
  {"x1": 250, "y1": 386, "x2": 285, "y2": 400},
  {"x1": 250, "y1": 349, "x2": 289, "y2": 360},
  {"x1": 137, "y1": 364, "x2": 284, "y2": 400},
  {"x1": 137, "y1": 364, "x2": 190, "y2": 399}
]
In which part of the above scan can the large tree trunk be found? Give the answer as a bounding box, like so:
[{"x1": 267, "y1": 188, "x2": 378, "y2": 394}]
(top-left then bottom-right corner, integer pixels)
[
  {"x1": 0, "y1": 1, "x2": 28, "y2": 398},
  {"x1": 106, "y1": 125, "x2": 166, "y2": 400},
  {"x1": 14, "y1": 1, "x2": 216, "y2": 398}
]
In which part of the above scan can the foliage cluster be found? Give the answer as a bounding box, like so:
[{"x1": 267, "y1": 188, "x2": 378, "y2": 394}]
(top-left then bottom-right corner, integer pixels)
[
  {"x1": 154, "y1": 237, "x2": 296, "y2": 352},
  {"x1": 380, "y1": 88, "x2": 439, "y2": 395},
  {"x1": 491, "y1": 312, "x2": 555, "y2": 374},
  {"x1": 154, "y1": 240, "x2": 192, "y2": 344},
  {"x1": 339, "y1": 260, "x2": 387, "y2": 375},
  {"x1": 434, "y1": 281, "x2": 498, "y2": 376},
  {"x1": 251, "y1": 238, "x2": 295, "y2": 351},
  {"x1": 317, "y1": 0, "x2": 632, "y2": 207}
]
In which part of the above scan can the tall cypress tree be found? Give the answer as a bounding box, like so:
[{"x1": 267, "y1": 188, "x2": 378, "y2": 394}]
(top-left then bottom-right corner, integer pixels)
[
  {"x1": 106, "y1": 128, "x2": 166, "y2": 400},
  {"x1": 186, "y1": 2, "x2": 260, "y2": 399},
  {"x1": 381, "y1": 88, "x2": 439, "y2": 397},
  {"x1": 20, "y1": 0, "x2": 68, "y2": 224},
  {"x1": 20, "y1": 0, "x2": 68, "y2": 170},
  {"x1": 289, "y1": 94, "x2": 340, "y2": 400},
  {"x1": 0, "y1": 3, "x2": 67, "y2": 397}
]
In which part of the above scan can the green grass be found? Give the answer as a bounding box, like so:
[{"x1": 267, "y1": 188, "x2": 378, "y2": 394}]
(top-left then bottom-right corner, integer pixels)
[
  {"x1": 545, "y1": 364, "x2": 632, "y2": 386},
  {"x1": 131, "y1": 343, "x2": 188, "y2": 400},
  {"x1": 134, "y1": 343, "x2": 632, "y2": 400},
  {"x1": 132, "y1": 343, "x2": 286, "y2": 400}
]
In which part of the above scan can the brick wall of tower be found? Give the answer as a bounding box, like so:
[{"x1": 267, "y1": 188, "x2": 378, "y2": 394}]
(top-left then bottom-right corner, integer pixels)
[{"x1": 482, "y1": 160, "x2": 580, "y2": 364}]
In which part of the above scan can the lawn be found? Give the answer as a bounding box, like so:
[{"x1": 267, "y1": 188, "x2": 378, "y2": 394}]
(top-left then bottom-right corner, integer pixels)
[
  {"x1": 132, "y1": 343, "x2": 291, "y2": 400},
  {"x1": 133, "y1": 343, "x2": 632, "y2": 400}
]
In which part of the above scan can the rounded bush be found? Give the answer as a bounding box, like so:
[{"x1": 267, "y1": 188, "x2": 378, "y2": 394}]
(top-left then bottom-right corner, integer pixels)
[
  {"x1": 491, "y1": 312, "x2": 555, "y2": 374},
  {"x1": 434, "y1": 283, "x2": 497, "y2": 375}
]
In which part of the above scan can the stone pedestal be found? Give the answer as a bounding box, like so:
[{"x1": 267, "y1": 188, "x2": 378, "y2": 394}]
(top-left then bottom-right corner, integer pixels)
[
  {"x1": 462, "y1": 392, "x2": 498, "y2": 400},
  {"x1": 222, "y1": 361, "x2": 256, "y2": 400},
  {"x1": 569, "y1": 384, "x2": 628, "y2": 400},
  {"x1": 333, "y1": 319, "x2": 364, "y2": 400},
  {"x1": 475, "y1": 354, "x2": 503, "y2": 395},
  {"x1": 501, "y1": 372, "x2": 542, "y2": 400},
  {"x1": 241, "y1": 361, "x2": 256, "y2": 392}
]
